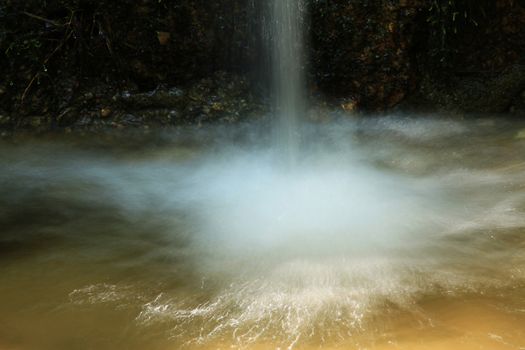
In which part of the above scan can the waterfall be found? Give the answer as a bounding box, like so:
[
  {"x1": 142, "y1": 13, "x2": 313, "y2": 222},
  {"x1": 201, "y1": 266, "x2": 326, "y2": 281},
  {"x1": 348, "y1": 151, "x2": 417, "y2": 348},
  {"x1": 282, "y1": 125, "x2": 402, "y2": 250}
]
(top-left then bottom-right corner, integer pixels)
[{"x1": 270, "y1": 0, "x2": 306, "y2": 165}]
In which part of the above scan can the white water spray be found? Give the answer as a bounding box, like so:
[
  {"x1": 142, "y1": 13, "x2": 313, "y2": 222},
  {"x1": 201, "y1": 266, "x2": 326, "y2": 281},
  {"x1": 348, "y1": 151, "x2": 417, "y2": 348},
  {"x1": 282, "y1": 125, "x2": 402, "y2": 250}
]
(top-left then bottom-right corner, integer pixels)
[{"x1": 3, "y1": 117, "x2": 525, "y2": 348}]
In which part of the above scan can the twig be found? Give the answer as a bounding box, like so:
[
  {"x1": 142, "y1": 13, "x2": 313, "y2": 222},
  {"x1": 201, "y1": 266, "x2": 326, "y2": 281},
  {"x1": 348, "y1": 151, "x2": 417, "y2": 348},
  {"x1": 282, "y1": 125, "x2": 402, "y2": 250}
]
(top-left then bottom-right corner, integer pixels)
[
  {"x1": 21, "y1": 23, "x2": 74, "y2": 103},
  {"x1": 20, "y1": 73, "x2": 41, "y2": 103},
  {"x1": 22, "y1": 11, "x2": 61, "y2": 27}
]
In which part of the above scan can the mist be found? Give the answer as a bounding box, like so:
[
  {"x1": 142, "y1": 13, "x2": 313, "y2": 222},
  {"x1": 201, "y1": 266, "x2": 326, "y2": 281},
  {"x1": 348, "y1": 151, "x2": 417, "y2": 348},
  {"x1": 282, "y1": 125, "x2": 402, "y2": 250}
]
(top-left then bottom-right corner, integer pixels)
[{"x1": 2, "y1": 117, "x2": 525, "y2": 347}]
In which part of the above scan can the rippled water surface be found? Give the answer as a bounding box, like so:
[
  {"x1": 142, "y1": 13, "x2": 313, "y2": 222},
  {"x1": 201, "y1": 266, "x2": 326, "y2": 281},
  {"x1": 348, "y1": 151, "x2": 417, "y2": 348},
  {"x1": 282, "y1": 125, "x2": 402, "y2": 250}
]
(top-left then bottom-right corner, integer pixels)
[{"x1": 1, "y1": 116, "x2": 525, "y2": 349}]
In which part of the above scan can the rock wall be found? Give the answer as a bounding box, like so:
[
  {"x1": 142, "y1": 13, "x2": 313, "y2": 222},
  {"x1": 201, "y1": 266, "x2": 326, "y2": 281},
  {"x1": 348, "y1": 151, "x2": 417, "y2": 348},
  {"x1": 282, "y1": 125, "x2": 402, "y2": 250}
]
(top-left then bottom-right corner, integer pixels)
[
  {"x1": 0, "y1": 0, "x2": 524, "y2": 130},
  {"x1": 310, "y1": 0, "x2": 525, "y2": 112},
  {"x1": 0, "y1": 0, "x2": 265, "y2": 129},
  {"x1": 310, "y1": 0, "x2": 426, "y2": 110},
  {"x1": 411, "y1": 0, "x2": 525, "y2": 113}
]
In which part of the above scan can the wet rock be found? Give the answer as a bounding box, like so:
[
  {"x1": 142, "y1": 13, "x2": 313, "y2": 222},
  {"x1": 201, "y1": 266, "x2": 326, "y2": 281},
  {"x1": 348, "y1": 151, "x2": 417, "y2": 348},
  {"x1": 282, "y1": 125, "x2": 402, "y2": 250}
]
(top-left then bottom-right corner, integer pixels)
[
  {"x1": 129, "y1": 59, "x2": 167, "y2": 82},
  {"x1": 75, "y1": 115, "x2": 94, "y2": 128},
  {"x1": 100, "y1": 108, "x2": 112, "y2": 118},
  {"x1": 137, "y1": 109, "x2": 179, "y2": 125},
  {"x1": 29, "y1": 116, "x2": 42, "y2": 128},
  {"x1": 512, "y1": 90, "x2": 525, "y2": 115},
  {"x1": 412, "y1": 65, "x2": 525, "y2": 113},
  {"x1": 17, "y1": 115, "x2": 52, "y2": 130},
  {"x1": 117, "y1": 114, "x2": 144, "y2": 127},
  {"x1": 184, "y1": 71, "x2": 264, "y2": 123},
  {"x1": 55, "y1": 77, "x2": 78, "y2": 111},
  {"x1": 83, "y1": 92, "x2": 95, "y2": 101},
  {"x1": 56, "y1": 107, "x2": 78, "y2": 126},
  {"x1": 117, "y1": 86, "x2": 185, "y2": 109},
  {"x1": 168, "y1": 110, "x2": 179, "y2": 121},
  {"x1": 0, "y1": 115, "x2": 10, "y2": 127},
  {"x1": 340, "y1": 98, "x2": 358, "y2": 113},
  {"x1": 157, "y1": 31, "x2": 171, "y2": 46}
]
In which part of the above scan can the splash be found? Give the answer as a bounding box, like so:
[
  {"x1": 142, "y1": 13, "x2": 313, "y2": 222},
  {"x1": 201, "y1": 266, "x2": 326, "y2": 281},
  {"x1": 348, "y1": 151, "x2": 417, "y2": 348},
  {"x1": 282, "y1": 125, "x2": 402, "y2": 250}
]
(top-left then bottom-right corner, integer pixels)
[{"x1": 2, "y1": 118, "x2": 525, "y2": 349}]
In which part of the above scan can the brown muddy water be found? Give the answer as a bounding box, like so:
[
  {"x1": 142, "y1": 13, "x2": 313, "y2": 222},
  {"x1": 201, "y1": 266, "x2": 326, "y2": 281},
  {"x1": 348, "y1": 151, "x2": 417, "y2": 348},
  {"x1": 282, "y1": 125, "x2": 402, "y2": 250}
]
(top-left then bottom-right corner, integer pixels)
[{"x1": 1, "y1": 116, "x2": 525, "y2": 350}]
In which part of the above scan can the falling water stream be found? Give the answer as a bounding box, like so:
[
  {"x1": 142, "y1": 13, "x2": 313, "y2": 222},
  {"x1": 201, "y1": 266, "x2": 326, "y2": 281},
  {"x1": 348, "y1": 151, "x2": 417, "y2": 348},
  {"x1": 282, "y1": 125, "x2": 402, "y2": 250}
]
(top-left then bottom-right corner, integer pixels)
[
  {"x1": 2, "y1": 2, "x2": 525, "y2": 350},
  {"x1": 271, "y1": 0, "x2": 305, "y2": 165}
]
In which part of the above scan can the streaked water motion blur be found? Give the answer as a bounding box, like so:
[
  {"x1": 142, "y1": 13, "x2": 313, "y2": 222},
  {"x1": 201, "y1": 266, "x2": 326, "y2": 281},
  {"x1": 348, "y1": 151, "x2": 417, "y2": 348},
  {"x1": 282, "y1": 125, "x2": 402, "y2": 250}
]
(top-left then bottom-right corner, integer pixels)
[
  {"x1": 1, "y1": 116, "x2": 525, "y2": 350},
  {"x1": 270, "y1": 0, "x2": 305, "y2": 165}
]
